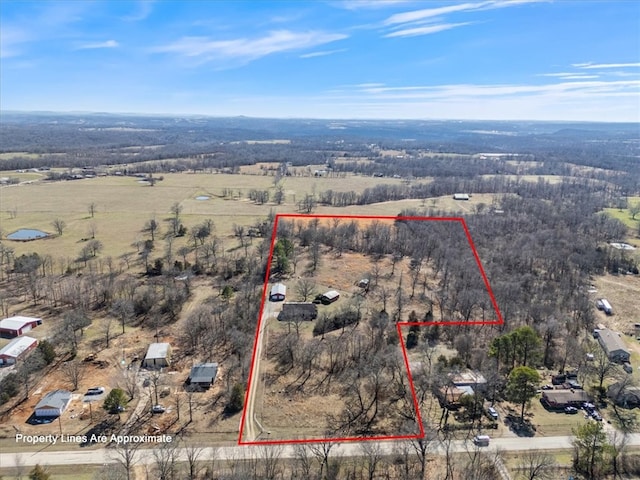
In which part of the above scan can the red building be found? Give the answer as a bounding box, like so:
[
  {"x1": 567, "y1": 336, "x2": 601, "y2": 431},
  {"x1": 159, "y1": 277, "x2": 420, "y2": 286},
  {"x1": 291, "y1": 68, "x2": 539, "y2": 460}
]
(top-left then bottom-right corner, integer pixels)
[{"x1": 0, "y1": 316, "x2": 42, "y2": 338}]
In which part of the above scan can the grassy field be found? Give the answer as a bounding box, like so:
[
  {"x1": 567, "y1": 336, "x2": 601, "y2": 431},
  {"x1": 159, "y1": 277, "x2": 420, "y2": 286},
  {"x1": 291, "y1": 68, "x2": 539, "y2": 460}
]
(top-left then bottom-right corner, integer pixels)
[
  {"x1": 0, "y1": 173, "x2": 503, "y2": 263},
  {"x1": 0, "y1": 152, "x2": 42, "y2": 160},
  {"x1": 603, "y1": 197, "x2": 640, "y2": 230},
  {"x1": 0, "y1": 172, "x2": 402, "y2": 259}
]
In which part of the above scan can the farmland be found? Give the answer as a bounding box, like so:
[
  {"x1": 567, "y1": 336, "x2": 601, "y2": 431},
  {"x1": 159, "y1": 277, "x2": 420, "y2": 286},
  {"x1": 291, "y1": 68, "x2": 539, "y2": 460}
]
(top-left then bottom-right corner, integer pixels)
[{"x1": 0, "y1": 115, "x2": 639, "y2": 479}]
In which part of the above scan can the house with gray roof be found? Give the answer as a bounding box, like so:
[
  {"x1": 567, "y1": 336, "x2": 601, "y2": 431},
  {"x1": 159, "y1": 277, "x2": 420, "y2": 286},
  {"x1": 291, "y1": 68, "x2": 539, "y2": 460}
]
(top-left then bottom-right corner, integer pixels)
[
  {"x1": 187, "y1": 363, "x2": 218, "y2": 389},
  {"x1": 596, "y1": 328, "x2": 630, "y2": 363},
  {"x1": 278, "y1": 302, "x2": 318, "y2": 322},
  {"x1": 35, "y1": 390, "x2": 73, "y2": 417}
]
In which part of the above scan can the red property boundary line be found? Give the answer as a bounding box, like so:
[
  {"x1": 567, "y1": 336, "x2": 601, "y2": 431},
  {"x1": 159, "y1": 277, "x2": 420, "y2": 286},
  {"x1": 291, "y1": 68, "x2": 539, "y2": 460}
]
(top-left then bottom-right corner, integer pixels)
[{"x1": 238, "y1": 214, "x2": 504, "y2": 446}]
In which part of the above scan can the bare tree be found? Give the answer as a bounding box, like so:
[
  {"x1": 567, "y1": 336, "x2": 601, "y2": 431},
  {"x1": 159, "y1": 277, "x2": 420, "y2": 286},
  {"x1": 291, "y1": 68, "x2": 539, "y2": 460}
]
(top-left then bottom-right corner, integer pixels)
[
  {"x1": 516, "y1": 450, "x2": 556, "y2": 480},
  {"x1": 143, "y1": 217, "x2": 159, "y2": 242},
  {"x1": 587, "y1": 343, "x2": 620, "y2": 390},
  {"x1": 309, "y1": 442, "x2": 334, "y2": 480},
  {"x1": 148, "y1": 369, "x2": 163, "y2": 405},
  {"x1": 61, "y1": 360, "x2": 85, "y2": 391},
  {"x1": 88, "y1": 202, "x2": 97, "y2": 218},
  {"x1": 359, "y1": 441, "x2": 384, "y2": 480},
  {"x1": 101, "y1": 316, "x2": 114, "y2": 348},
  {"x1": 184, "y1": 444, "x2": 203, "y2": 480},
  {"x1": 153, "y1": 439, "x2": 180, "y2": 480},
  {"x1": 110, "y1": 441, "x2": 140, "y2": 480},
  {"x1": 51, "y1": 218, "x2": 66, "y2": 236},
  {"x1": 259, "y1": 444, "x2": 283, "y2": 480},
  {"x1": 295, "y1": 278, "x2": 317, "y2": 302},
  {"x1": 119, "y1": 368, "x2": 138, "y2": 400},
  {"x1": 87, "y1": 222, "x2": 98, "y2": 240},
  {"x1": 293, "y1": 443, "x2": 313, "y2": 480},
  {"x1": 13, "y1": 453, "x2": 26, "y2": 480},
  {"x1": 111, "y1": 299, "x2": 134, "y2": 335}
]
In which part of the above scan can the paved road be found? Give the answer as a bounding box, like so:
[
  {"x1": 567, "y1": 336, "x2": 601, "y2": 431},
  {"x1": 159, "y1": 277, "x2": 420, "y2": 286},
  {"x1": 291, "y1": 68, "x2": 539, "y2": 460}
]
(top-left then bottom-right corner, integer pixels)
[
  {"x1": 5, "y1": 434, "x2": 640, "y2": 468},
  {"x1": 242, "y1": 297, "x2": 276, "y2": 441}
]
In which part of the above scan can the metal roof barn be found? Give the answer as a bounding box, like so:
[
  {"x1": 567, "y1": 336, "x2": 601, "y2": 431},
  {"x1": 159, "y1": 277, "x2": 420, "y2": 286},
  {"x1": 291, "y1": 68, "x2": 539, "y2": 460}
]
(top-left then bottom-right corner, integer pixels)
[
  {"x1": 142, "y1": 343, "x2": 171, "y2": 369},
  {"x1": 0, "y1": 336, "x2": 38, "y2": 365},
  {"x1": 269, "y1": 283, "x2": 286, "y2": 301}
]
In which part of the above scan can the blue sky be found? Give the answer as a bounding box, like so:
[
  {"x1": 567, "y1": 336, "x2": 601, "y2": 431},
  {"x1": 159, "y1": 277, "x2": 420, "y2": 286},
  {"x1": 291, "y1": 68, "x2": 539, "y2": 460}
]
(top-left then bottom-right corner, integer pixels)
[{"x1": 1, "y1": 0, "x2": 639, "y2": 121}]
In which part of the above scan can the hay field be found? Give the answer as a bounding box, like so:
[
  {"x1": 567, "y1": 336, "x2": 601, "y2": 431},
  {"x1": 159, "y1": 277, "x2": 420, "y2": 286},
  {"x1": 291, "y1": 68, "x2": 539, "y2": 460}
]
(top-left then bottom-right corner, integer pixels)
[
  {"x1": 0, "y1": 172, "x2": 407, "y2": 261},
  {"x1": 0, "y1": 173, "x2": 505, "y2": 263}
]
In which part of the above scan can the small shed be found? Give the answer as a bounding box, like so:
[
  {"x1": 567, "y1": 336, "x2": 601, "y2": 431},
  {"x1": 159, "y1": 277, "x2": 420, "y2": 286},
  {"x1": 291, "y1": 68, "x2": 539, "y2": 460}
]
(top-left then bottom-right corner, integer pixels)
[
  {"x1": 269, "y1": 283, "x2": 286, "y2": 302},
  {"x1": 320, "y1": 290, "x2": 340, "y2": 304},
  {"x1": 0, "y1": 316, "x2": 42, "y2": 338},
  {"x1": 597, "y1": 328, "x2": 630, "y2": 363},
  {"x1": 279, "y1": 302, "x2": 318, "y2": 322},
  {"x1": 142, "y1": 343, "x2": 171, "y2": 369},
  {"x1": 188, "y1": 363, "x2": 218, "y2": 389},
  {"x1": 453, "y1": 193, "x2": 470, "y2": 201},
  {"x1": 35, "y1": 390, "x2": 72, "y2": 417},
  {"x1": 0, "y1": 336, "x2": 38, "y2": 365}
]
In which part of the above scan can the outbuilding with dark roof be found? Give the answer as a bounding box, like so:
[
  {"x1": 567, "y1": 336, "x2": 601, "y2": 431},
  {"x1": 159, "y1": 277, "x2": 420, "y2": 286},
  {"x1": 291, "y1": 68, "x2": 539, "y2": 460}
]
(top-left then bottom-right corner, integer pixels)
[{"x1": 187, "y1": 363, "x2": 219, "y2": 389}]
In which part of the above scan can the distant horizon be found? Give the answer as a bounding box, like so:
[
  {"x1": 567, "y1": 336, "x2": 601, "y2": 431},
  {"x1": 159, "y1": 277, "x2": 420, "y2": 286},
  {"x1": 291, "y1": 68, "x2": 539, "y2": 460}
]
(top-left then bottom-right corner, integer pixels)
[
  {"x1": 2, "y1": 1, "x2": 638, "y2": 123},
  {"x1": 2, "y1": 109, "x2": 638, "y2": 125}
]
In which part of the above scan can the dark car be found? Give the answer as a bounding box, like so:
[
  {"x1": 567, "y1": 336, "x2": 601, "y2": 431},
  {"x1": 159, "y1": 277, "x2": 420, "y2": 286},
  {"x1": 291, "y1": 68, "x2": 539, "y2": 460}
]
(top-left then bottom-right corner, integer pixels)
[{"x1": 565, "y1": 406, "x2": 578, "y2": 414}]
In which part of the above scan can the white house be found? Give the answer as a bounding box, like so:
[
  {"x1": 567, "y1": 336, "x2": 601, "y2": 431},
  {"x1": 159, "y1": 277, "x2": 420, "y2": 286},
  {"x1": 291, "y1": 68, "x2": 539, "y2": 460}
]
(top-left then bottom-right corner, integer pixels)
[{"x1": 35, "y1": 390, "x2": 72, "y2": 417}]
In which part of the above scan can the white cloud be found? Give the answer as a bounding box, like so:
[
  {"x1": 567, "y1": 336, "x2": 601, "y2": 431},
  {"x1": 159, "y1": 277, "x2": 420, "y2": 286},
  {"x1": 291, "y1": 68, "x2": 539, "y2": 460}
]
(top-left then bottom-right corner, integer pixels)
[
  {"x1": 351, "y1": 79, "x2": 640, "y2": 99},
  {"x1": 384, "y1": 22, "x2": 472, "y2": 38},
  {"x1": 573, "y1": 62, "x2": 640, "y2": 69},
  {"x1": 299, "y1": 49, "x2": 346, "y2": 58},
  {"x1": 123, "y1": 0, "x2": 155, "y2": 22},
  {"x1": 539, "y1": 73, "x2": 600, "y2": 79},
  {"x1": 77, "y1": 40, "x2": 119, "y2": 50},
  {"x1": 338, "y1": 0, "x2": 415, "y2": 10},
  {"x1": 0, "y1": 26, "x2": 30, "y2": 58},
  {"x1": 154, "y1": 30, "x2": 348, "y2": 65},
  {"x1": 383, "y1": 2, "x2": 484, "y2": 26}
]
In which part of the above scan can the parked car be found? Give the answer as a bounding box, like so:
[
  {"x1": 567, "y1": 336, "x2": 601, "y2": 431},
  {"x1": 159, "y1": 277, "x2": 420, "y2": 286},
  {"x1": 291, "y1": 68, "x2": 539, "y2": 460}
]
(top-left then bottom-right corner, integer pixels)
[
  {"x1": 542, "y1": 384, "x2": 554, "y2": 390},
  {"x1": 591, "y1": 411, "x2": 603, "y2": 421},
  {"x1": 565, "y1": 406, "x2": 579, "y2": 414},
  {"x1": 151, "y1": 405, "x2": 166, "y2": 414},
  {"x1": 623, "y1": 362, "x2": 633, "y2": 374},
  {"x1": 487, "y1": 407, "x2": 499, "y2": 420},
  {"x1": 566, "y1": 380, "x2": 583, "y2": 390},
  {"x1": 85, "y1": 387, "x2": 105, "y2": 395},
  {"x1": 473, "y1": 435, "x2": 490, "y2": 446}
]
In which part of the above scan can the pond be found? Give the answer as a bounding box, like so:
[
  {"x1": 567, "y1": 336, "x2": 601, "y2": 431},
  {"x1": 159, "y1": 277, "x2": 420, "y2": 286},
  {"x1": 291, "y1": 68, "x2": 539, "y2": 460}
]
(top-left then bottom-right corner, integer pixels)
[
  {"x1": 195, "y1": 195, "x2": 210, "y2": 200},
  {"x1": 6, "y1": 228, "x2": 49, "y2": 240}
]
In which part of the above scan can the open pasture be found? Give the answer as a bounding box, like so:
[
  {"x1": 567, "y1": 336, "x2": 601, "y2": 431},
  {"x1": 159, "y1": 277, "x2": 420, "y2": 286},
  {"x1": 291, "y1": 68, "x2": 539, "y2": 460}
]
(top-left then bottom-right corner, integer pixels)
[{"x1": 0, "y1": 172, "x2": 407, "y2": 261}]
